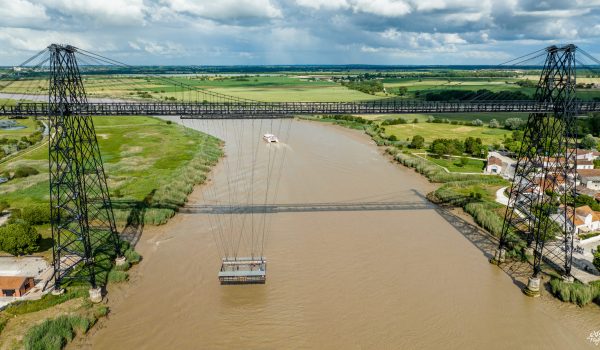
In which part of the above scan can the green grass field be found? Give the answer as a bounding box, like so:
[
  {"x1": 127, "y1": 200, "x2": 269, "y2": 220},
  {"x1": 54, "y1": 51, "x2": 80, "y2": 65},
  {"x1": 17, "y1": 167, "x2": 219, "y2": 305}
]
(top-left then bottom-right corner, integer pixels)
[
  {"x1": 383, "y1": 122, "x2": 511, "y2": 145},
  {"x1": 2, "y1": 76, "x2": 381, "y2": 102},
  {"x1": 361, "y1": 112, "x2": 528, "y2": 124},
  {"x1": 425, "y1": 155, "x2": 486, "y2": 173},
  {"x1": 0, "y1": 116, "x2": 222, "y2": 213}
]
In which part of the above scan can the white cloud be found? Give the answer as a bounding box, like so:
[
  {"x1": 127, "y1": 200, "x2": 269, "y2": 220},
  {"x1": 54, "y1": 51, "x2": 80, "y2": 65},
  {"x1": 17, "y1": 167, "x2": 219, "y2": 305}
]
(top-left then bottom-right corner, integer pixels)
[
  {"x1": 0, "y1": 27, "x2": 90, "y2": 52},
  {"x1": 128, "y1": 39, "x2": 186, "y2": 56},
  {"x1": 514, "y1": 8, "x2": 591, "y2": 18},
  {"x1": 381, "y1": 29, "x2": 467, "y2": 47},
  {"x1": 0, "y1": 0, "x2": 598, "y2": 65},
  {"x1": 165, "y1": 0, "x2": 282, "y2": 20},
  {"x1": 296, "y1": 0, "x2": 350, "y2": 10},
  {"x1": 352, "y1": 0, "x2": 411, "y2": 17},
  {"x1": 0, "y1": 0, "x2": 49, "y2": 26},
  {"x1": 41, "y1": 0, "x2": 146, "y2": 26}
]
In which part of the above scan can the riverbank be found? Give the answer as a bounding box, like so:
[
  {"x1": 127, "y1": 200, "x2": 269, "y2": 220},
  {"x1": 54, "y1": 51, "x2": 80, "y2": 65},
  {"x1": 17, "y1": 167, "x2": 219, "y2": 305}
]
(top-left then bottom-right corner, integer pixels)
[
  {"x1": 84, "y1": 118, "x2": 600, "y2": 349},
  {"x1": 311, "y1": 115, "x2": 600, "y2": 309},
  {"x1": 0, "y1": 116, "x2": 224, "y2": 349}
]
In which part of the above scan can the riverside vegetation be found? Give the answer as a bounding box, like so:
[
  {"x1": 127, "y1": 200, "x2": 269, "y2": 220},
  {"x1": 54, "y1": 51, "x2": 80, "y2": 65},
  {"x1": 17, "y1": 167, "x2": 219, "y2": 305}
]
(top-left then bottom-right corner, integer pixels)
[
  {"x1": 310, "y1": 114, "x2": 600, "y2": 308},
  {"x1": 0, "y1": 116, "x2": 221, "y2": 349},
  {"x1": 0, "y1": 116, "x2": 223, "y2": 256}
]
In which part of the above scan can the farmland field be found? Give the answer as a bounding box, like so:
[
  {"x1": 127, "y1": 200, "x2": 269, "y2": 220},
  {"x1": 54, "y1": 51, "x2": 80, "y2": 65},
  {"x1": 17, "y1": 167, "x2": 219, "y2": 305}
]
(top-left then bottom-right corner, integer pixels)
[{"x1": 383, "y1": 122, "x2": 511, "y2": 145}]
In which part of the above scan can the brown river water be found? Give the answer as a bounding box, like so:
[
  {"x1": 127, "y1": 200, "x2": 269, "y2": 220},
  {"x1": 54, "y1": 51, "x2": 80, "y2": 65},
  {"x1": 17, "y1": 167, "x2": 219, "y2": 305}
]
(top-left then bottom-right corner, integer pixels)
[{"x1": 85, "y1": 118, "x2": 600, "y2": 349}]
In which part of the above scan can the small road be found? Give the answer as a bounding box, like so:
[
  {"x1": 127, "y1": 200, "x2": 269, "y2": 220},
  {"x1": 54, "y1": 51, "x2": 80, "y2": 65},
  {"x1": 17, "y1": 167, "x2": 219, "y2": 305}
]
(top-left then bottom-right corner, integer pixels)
[{"x1": 495, "y1": 186, "x2": 509, "y2": 206}]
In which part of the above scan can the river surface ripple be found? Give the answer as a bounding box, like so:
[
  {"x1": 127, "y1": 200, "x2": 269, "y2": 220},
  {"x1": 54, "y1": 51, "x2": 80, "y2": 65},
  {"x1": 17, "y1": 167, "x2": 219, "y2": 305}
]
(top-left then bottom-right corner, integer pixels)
[{"x1": 88, "y1": 118, "x2": 600, "y2": 349}]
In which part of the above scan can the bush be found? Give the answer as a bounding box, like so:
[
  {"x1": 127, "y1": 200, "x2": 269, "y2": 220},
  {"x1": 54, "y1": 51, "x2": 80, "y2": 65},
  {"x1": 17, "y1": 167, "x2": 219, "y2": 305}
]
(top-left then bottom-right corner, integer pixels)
[
  {"x1": 549, "y1": 278, "x2": 600, "y2": 307},
  {"x1": 108, "y1": 270, "x2": 128, "y2": 283},
  {"x1": 21, "y1": 204, "x2": 51, "y2": 225},
  {"x1": 0, "y1": 200, "x2": 9, "y2": 213},
  {"x1": 4, "y1": 288, "x2": 87, "y2": 316},
  {"x1": 489, "y1": 119, "x2": 500, "y2": 128},
  {"x1": 580, "y1": 134, "x2": 597, "y2": 150},
  {"x1": 0, "y1": 221, "x2": 40, "y2": 255},
  {"x1": 124, "y1": 248, "x2": 141, "y2": 264},
  {"x1": 23, "y1": 315, "x2": 91, "y2": 350},
  {"x1": 471, "y1": 119, "x2": 484, "y2": 126},
  {"x1": 381, "y1": 118, "x2": 407, "y2": 126},
  {"x1": 114, "y1": 261, "x2": 131, "y2": 271},
  {"x1": 13, "y1": 165, "x2": 39, "y2": 179},
  {"x1": 94, "y1": 305, "x2": 109, "y2": 318},
  {"x1": 593, "y1": 245, "x2": 600, "y2": 271},
  {"x1": 410, "y1": 135, "x2": 425, "y2": 149},
  {"x1": 504, "y1": 118, "x2": 525, "y2": 130}
]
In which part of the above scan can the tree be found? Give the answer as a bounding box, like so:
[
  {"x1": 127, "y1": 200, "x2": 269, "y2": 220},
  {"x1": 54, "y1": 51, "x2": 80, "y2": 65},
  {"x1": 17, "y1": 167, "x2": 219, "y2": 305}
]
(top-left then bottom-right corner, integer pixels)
[
  {"x1": 574, "y1": 194, "x2": 600, "y2": 211},
  {"x1": 0, "y1": 221, "x2": 40, "y2": 255},
  {"x1": 471, "y1": 119, "x2": 484, "y2": 126},
  {"x1": 388, "y1": 134, "x2": 398, "y2": 141},
  {"x1": 504, "y1": 118, "x2": 525, "y2": 130},
  {"x1": 395, "y1": 86, "x2": 408, "y2": 96},
  {"x1": 429, "y1": 138, "x2": 464, "y2": 156},
  {"x1": 410, "y1": 135, "x2": 425, "y2": 149},
  {"x1": 489, "y1": 119, "x2": 500, "y2": 128},
  {"x1": 594, "y1": 246, "x2": 600, "y2": 272},
  {"x1": 580, "y1": 134, "x2": 597, "y2": 150}
]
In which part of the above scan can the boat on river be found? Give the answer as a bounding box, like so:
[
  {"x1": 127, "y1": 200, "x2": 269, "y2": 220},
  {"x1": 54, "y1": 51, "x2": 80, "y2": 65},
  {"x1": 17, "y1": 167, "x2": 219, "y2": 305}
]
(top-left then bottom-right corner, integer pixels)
[{"x1": 263, "y1": 133, "x2": 279, "y2": 143}]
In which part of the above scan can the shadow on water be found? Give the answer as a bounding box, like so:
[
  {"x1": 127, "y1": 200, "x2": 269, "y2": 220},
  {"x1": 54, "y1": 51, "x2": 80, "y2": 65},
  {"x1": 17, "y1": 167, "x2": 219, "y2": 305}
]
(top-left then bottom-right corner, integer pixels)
[
  {"x1": 112, "y1": 189, "x2": 156, "y2": 248},
  {"x1": 179, "y1": 200, "x2": 434, "y2": 214},
  {"x1": 409, "y1": 189, "x2": 533, "y2": 290},
  {"x1": 219, "y1": 283, "x2": 268, "y2": 308}
]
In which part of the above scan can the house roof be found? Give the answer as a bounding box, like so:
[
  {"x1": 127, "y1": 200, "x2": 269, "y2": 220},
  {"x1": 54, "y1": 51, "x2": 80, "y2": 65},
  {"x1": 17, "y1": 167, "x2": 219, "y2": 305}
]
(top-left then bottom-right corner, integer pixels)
[
  {"x1": 578, "y1": 169, "x2": 600, "y2": 180},
  {"x1": 564, "y1": 205, "x2": 600, "y2": 227},
  {"x1": 569, "y1": 148, "x2": 594, "y2": 155},
  {"x1": 579, "y1": 160, "x2": 594, "y2": 165},
  {"x1": 0, "y1": 276, "x2": 29, "y2": 290},
  {"x1": 488, "y1": 156, "x2": 502, "y2": 166}
]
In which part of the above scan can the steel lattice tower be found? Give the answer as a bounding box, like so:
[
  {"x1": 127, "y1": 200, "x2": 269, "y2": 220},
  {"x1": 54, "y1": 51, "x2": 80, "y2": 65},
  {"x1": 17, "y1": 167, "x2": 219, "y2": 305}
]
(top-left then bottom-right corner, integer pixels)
[
  {"x1": 48, "y1": 44, "x2": 122, "y2": 291},
  {"x1": 493, "y1": 45, "x2": 578, "y2": 295}
]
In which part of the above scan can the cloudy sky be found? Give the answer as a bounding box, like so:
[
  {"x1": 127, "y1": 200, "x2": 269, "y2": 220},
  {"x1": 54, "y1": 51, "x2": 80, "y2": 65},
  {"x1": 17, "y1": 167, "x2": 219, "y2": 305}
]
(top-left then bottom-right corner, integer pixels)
[{"x1": 0, "y1": 0, "x2": 599, "y2": 65}]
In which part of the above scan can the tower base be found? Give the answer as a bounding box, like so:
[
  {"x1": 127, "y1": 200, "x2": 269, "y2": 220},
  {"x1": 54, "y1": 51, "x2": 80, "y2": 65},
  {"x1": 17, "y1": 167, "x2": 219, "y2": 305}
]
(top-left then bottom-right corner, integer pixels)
[{"x1": 523, "y1": 276, "x2": 541, "y2": 297}]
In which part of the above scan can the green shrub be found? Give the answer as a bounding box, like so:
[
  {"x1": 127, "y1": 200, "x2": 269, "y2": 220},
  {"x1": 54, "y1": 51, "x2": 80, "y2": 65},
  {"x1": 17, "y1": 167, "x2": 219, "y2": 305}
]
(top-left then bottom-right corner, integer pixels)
[
  {"x1": 94, "y1": 305, "x2": 109, "y2": 318},
  {"x1": 410, "y1": 135, "x2": 424, "y2": 149},
  {"x1": 579, "y1": 232, "x2": 600, "y2": 240},
  {"x1": 125, "y1": 249, "x2": 142, "y2": 264},
  {"x1": 13, "y1": 165, "x2": 39, "y2": 179},
  {"x1": 593, "y1": 245, "x2": 600, "y2": 271},
  {"x1": 23, "y1": 315, "x2": 91, "y2": 350},
  {"x1": 114, "y1": 261, "x2": 131, "y2": 271},
  {"x1": 0, "y1": 200, "x2": 9, "y2": 213},
  {"x1": 0, "y1": 221, "x2": 40, "y2": 255},
  {"x1": 0, "y1": 315, "x2": 7, "y2": 336},
  {"x1": 108, "y1": 270, "x2": 128, "y2": 283},
  {"x1": 21, "y1": 204, "x2": 51, "y2": 225},
  {"x1": 4, "y1": 288, "x2": 87, "y2": 316},
  {"x1": 549, "y1": 278, "x2": 600, "y2": 306}
]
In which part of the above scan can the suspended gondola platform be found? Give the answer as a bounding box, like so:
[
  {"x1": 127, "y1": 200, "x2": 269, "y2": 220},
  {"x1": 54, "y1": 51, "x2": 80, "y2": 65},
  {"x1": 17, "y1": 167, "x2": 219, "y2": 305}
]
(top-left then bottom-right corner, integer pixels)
[{"x1": 218, "y1": 257, "x2": 267, "y2": 284}]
